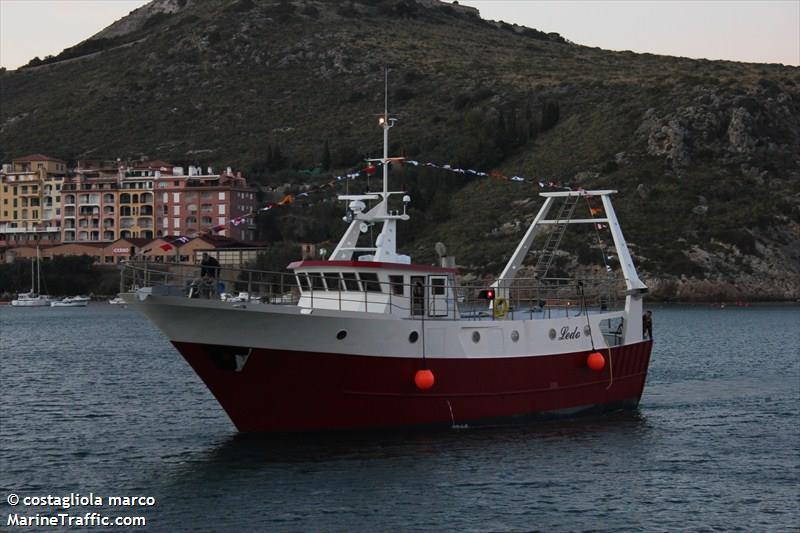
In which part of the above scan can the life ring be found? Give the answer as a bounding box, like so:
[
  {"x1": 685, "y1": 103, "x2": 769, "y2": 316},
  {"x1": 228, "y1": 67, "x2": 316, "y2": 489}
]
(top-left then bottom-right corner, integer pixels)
[{"x1": 493, "y1": 298, "x2": 509, "y2": 318}]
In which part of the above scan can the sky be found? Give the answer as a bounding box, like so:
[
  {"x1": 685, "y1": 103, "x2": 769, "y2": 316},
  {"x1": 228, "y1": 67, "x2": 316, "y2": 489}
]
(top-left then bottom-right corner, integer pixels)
[{"x1": 0, "y1": 0, "x2": 798, "y2": 70}]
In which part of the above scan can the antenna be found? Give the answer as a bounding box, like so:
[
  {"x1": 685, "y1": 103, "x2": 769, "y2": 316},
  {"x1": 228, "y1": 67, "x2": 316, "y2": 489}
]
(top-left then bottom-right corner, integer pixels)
[
  {"x1": 377, "y1": 67, "x2": 398, "y2": 202},
  {"x1": 382, "y1": 67, "x2": 389, "y2": 200},
  {"x1": 384, "y1": 67, "x2": 388, "y2": 120}
]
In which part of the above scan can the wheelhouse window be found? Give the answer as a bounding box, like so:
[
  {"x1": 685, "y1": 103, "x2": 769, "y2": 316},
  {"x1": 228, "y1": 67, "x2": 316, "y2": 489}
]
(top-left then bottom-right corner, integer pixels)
[
  {"x1": 431, "y1": 278, "x2": 446, "y2": 295},
  {"x1": 359, "y1": 272, "x2": 382, "y2": 292},
  {"x1": 296, "y1": 274, "x2": 309, "y2": 291},
  {"x1": 389, "y1": 275, "x2": 404, "y2": 296},
  {"x1": 341, "y1": 273, "x2": 360, "y2": 291},
  {"x1": 323, "y1": 273, "x2": 342, "y2": 291},
  {"x1": 309, "y1": 272, "x2": 325, "y2": 290}
]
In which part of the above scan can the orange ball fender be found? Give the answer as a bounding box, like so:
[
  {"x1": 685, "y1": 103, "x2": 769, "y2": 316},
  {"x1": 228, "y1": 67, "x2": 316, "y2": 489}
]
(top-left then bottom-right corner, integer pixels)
[
  {"x1": 414, "y1": 369, "x2": 435, "y2": 390},
  {"x1": 587, "y1": 351, "x2": 606, "y2": 371}
]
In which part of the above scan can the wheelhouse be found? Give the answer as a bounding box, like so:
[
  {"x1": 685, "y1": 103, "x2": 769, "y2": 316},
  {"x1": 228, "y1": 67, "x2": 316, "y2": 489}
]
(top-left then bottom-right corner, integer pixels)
[{"x1": 289, "y1": 260, "x2": 458, "y2": 317}]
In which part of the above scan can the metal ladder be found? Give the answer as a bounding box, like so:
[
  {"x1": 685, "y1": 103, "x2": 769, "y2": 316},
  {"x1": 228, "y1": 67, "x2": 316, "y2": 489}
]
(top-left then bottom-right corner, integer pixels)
[{"x1": 532, "y1": 194, "x2": 580, "y2": 278}]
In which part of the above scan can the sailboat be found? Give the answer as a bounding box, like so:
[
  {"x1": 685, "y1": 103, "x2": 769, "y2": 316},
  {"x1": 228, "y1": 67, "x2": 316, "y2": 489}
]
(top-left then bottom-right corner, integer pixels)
[{"x1": 11, "y1": 247, "x2": 52, "y2": 307}]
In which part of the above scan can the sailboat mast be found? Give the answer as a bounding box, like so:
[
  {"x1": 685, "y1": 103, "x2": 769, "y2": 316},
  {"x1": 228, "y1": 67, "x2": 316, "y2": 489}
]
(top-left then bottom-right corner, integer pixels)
[
  {"x1": 30, "y1": 257, "x2": 35, "y2": 292},
  {"x1": 36, "y1": 246, "x2": 41, "y2": 294}
]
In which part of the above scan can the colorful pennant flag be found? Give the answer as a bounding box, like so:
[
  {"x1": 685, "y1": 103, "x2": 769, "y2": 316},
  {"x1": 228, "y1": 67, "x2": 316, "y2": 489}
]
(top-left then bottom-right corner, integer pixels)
[{"x1": 160, "y1": 243, "x2": 173, "y2": 251}]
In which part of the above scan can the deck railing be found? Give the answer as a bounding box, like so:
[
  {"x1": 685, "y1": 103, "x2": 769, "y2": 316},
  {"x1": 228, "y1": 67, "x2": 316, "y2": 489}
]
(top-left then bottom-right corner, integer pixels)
[{"x1": 120, "y1": 261, "x2": 627, "y2": 321}]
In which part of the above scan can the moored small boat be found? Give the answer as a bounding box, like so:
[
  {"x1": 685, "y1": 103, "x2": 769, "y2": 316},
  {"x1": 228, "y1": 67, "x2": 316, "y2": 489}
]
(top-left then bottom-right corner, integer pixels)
[
  {"x1": 51, "y1": 296, "x2": 90, "y2": 307},
  {"x1": 11, "y1": 292, "x2": 52, "y2": 307}
]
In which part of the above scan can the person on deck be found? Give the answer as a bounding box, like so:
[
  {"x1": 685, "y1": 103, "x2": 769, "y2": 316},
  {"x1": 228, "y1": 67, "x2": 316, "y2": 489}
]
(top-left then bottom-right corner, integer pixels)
[
  {"x1": 643, "y1": 310, "x2": 653, "y2": 340},
  {"x1": 199, "y1": 253, "x2": 220, "y2": 298}
]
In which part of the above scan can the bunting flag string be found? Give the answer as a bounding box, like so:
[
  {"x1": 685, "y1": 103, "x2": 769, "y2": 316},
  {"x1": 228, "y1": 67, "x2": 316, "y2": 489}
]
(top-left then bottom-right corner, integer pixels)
[{"x1": 209, "y1": 158, "x2": 581, "y2": 234}]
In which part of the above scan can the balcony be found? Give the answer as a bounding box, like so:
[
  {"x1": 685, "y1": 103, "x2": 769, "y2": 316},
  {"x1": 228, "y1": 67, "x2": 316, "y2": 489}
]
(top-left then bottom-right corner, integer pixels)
[{"x1": 120, "y1": 217, "x2": 135, "y2": 229}]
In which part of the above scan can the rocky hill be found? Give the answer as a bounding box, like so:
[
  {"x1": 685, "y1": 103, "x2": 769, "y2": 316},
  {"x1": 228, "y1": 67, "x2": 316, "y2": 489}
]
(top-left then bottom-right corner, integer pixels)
[{"x1": 1, "y1": 0, "x2": 798, "y2": 300}]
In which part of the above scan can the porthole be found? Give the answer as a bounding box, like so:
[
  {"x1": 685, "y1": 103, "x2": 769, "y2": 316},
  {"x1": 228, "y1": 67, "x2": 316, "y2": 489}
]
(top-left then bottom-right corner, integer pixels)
[
  {"x1": 472, "y1": 331, "x2": 481, "y2": 343},
  {"x1": 336, "y1": 330, "x2": 347, "y2": 340},
  {"x1": 409, "y1": 331, "x2": 419, "y2": 343},
  {"x1": 511, "y1": 330, "x2": 520, "y2": 342},
  {"x1": 548, "y1": 328, "x2": 556, "y2": 340}
]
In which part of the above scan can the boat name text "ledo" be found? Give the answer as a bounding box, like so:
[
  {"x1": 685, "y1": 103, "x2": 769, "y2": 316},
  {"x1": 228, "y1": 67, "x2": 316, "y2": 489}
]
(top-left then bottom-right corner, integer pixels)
[{"x1": 559, "y1": 326, "x2": 581, "y2": 340}]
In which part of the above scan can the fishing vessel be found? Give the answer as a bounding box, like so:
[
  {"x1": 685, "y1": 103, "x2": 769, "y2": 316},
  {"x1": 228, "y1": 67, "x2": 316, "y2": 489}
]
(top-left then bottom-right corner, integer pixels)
[
  {"x1": 123, "y1": 106, "x2": 653, "y2": 433},
  {"x1": 11, "y1": 249, "x2": 52, "y2": 307},
  {"x1": 51, "y1": 296, "x2": 90, "y2": 307}
]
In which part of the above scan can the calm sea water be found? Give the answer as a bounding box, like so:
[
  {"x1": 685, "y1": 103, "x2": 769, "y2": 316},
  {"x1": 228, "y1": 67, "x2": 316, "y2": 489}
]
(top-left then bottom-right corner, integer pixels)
[{"x1": 1, "y1": 304, "x2": 798, "y2": 532}]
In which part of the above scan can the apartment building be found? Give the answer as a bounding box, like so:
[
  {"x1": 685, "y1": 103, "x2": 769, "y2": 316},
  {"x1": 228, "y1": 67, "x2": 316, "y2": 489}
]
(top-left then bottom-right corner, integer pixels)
[
  {"x1": 0, "y1": 154, "x2": 66, "y2": 246},
  {"x1": 156, "y1": 166, "x2": 256, "y2": 241},
  {"x1": 2, "y1": 157, "x2": 256, "y2": 247}
]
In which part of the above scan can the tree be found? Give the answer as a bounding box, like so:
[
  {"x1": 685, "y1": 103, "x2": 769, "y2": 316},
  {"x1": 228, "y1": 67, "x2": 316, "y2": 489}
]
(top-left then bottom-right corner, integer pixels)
[{"x1": 321, "y1": 140, "x2": 332, "y2": 171}]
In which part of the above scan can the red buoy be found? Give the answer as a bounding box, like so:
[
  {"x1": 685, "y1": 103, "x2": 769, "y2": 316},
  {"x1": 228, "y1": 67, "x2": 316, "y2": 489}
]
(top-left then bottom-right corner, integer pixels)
[
  {"x1": 587, "y1": 352, "x2": 606, "y2": 371},
  {"x1": 414, "y1": 369, "x2": 435, "y2": 390}
]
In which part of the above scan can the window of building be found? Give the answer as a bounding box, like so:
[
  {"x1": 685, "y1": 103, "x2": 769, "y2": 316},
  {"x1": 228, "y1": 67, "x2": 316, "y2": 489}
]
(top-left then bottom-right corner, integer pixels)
[
  {"x1": 172, "y1": 192, "x2": 181, "y2": 202},
  {"x1": 173, "y1": 205, "x2": 180, "y2": 215},
  {"x1": 359, "y1": 273, "x2": 382, "y2": 292},
  {"x1": 173, "y1": 218, "x2": 180, "y2": 228},
  {"x1": 218, "y1": 204, "x2": 225, "y2": 215},
  {"x1": 218, "y1": 192, "x2": 226, "y2": 201},
  {"x1": 389, "y1": 275, "x2": 404, "y2": 296}
]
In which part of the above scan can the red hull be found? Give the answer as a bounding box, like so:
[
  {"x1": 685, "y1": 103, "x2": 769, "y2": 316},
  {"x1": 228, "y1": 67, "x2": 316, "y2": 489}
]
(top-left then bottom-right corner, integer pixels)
[{"x1": 173, "y1": 341, "x2": 653, "y2": 432}]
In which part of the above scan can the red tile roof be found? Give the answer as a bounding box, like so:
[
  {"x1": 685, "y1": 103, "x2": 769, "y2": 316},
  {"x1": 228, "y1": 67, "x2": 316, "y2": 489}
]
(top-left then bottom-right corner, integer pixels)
[{"x1": 13, "y1": 154, "x2": 66, "y2": 163}]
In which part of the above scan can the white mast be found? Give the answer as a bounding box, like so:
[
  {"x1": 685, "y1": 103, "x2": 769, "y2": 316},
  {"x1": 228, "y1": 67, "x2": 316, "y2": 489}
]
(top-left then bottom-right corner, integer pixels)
[
  {"x1": 329, "y1": 68, "x2": 410, "y2": 263},
  {"x1": 36, "y1": 246, "x2": 41, "y2": 294},
  {"x1": 382, "y1": 69, "x2": 389, "y2": 201}
]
